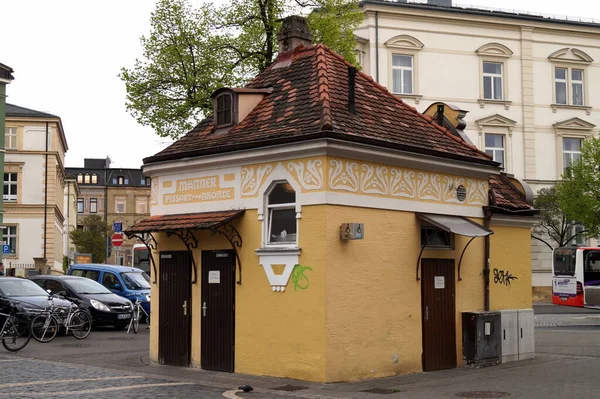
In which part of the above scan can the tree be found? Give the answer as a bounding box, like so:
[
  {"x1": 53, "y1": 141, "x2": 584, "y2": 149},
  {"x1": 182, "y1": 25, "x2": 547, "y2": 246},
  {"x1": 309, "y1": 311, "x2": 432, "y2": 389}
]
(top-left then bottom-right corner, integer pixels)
[
  {"x1": 532, "y1": 187, "x2": 585, "y2": 250},
  {"x1": 120, "y1": 0, "x2": 362, "y2": 139},
  {"x1": 69, "y1": 215, "x2": 111, "y2": 263},
  {"x1": 556, "y1": 136, "x2": 600, "y2": 238}
]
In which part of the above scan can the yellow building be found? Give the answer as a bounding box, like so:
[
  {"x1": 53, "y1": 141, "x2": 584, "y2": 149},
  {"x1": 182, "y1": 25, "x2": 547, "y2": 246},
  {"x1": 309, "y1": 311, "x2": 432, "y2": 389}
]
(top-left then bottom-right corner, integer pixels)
[{"x1": 126, "y1": 16, "x2": 538, "y2": 382}]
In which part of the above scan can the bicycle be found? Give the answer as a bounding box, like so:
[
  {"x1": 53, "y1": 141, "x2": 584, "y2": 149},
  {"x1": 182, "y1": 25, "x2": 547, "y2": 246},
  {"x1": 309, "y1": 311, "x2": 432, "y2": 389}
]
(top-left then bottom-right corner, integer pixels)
[
  {"x1": 0, "y1": 300, "x2": 32, "y2": 352},
  {"x1": 30, "y1": 293, "x2": 92, "y2": 343},
  {"x1": 126, "y1": 298, "x2": 150, "y2": 334}
]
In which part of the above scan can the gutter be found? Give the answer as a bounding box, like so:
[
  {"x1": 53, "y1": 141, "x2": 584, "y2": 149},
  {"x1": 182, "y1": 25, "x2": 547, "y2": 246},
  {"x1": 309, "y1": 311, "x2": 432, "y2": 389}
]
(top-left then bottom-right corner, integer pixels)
[{"x1": 43, "y1": 122, "x2": 48, "y2": 273}]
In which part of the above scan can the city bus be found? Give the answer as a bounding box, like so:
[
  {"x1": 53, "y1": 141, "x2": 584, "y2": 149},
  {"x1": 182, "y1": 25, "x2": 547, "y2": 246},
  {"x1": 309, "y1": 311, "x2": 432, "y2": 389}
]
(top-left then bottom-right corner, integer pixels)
[
  {"x1": 132, "y1": 244, "x2": 151, "y2": 276},
  {"x1": 552, "y1": 247, "x2": 600, "y2": 308}
]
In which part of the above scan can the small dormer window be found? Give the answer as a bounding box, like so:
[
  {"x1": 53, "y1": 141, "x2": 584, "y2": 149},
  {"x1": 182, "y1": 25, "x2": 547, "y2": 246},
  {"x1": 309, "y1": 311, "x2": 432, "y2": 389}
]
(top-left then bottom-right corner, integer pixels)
[{"x1": 216, "y1": 93, "x2": 233, "y2": 127}]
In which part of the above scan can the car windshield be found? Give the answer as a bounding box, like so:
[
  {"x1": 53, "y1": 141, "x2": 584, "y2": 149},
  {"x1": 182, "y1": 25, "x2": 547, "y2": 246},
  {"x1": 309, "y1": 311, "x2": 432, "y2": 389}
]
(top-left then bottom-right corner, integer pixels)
[
  {"x1": 0, "y1": 279, "x2": 50, "y2": 297},
  {"x1": 65, "y1": 278, "x2": 112, "y2": 295},
  {"x1": 120, "y1": 272, "x2": 151, "y2": 290}
]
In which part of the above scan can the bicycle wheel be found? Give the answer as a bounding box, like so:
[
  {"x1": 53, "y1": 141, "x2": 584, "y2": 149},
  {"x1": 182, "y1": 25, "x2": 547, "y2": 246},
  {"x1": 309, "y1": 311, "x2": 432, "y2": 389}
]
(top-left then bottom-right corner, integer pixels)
[
  {"x1": 31, "y1": 314, "x2": 58, "y2": 343},
  {"x1": 132, "y1": 307, "x2": 140, "y2": 334},
  {"x1": 70, "y1": 311, "x2": 92, "y2": 340},
  {"x1": 2, "y1": 317, "x2": 32, "y2": 352}
]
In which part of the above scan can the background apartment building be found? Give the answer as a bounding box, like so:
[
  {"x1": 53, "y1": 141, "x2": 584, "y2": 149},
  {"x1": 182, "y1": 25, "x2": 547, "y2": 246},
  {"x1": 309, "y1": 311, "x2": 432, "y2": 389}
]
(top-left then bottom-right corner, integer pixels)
[
  {"x1": 355, "y1": 0, "x2": 600, "y2": 287},
  {"x1": 66, "y1": 158, "x2": 151, "y2": 266},
  {"x1": 3, "y1": 103, "x2": 68, "y2": 274}
]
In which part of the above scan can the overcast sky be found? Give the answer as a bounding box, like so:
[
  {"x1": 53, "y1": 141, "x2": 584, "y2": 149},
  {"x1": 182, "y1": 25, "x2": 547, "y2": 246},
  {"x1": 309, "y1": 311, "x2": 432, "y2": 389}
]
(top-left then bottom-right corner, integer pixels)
[{"x1": 2, "y1": 0, "x2": 599, "y2": 168}]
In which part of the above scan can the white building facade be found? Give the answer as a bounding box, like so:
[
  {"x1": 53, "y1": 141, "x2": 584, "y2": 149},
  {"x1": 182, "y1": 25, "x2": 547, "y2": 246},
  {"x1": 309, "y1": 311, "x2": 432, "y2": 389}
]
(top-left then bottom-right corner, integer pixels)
[
  {"x1": 355, "y1": 0, "x2": 600, "y2": 287},
  {"x1": 4, "y1": 104, "x2": 68, "y2": 274}
]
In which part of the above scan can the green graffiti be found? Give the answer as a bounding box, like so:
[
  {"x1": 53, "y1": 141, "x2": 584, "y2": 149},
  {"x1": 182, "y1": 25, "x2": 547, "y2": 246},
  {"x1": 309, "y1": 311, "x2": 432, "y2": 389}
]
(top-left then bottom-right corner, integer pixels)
[{"x1": 291, "y1": 264, "x2": 312, "y2": 291}]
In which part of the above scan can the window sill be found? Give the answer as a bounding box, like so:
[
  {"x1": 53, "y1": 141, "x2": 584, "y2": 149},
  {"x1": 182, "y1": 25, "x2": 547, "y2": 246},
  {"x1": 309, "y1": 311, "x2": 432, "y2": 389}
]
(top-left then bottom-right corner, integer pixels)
[
  {"x1": 256, "y1": 247, "x2": 301, "y2": 256},
  {"x1": 478, "y1": 99, "x2": 512, "y2": 110},
  {"x1": 394, "y1": 93, "x2": 423, "y2": 104},
  {"x1": 551, "y1": 104, "x2": 592, "y2": 115}
]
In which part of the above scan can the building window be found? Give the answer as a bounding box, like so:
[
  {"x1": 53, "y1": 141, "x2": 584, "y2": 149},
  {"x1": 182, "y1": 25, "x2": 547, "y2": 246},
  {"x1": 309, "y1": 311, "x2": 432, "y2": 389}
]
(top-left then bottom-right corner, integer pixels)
[
  {"x1": 115, "y1": 197, "x2": 126, "y2": 213},
  {"x1": 555, "y1": 67, "x2": 585, "y2": 106},
  {"x1": 77, "y1": 173, "x2": 83, "y2": 183},
  {"x1": 563, "y1": 137, "x2": 582, "y2": 174},
  {"x1": 216, "y1": 93, "x2": 233, "y2": 127},
  {"x1": 117, "y1": 176, "x2": 124, "y2": 185},
  {"x1": 5, "y1": 127, "x2": 17, "y2": 150},
  {"x1": 91, "y1": 174, "x2": 98, "y2": 184},
  {"x1": 420, "y1": 227, "x2": 452, "y2": 249},
  {"x1": 483, "y1": 62, "x2": 503, "y2": 100},
  {"x1": 266, "y1": 182, "x2": 297, "y2": 245},
  {"x1": 2, "y1": 226, "x2": 17, "y2": 255},
  {"x1": 391, "y1": 55, "x2": 413, "y2": 94},
  {"x1": 136, "y1": 198, "x2": 148, "y2": 214},
  {"x1": 485, "y1": 134, "x2": 505, "y2": 167},
  {"x1": 84, "y1": 174, "x2": 90, "y2": 184},
  {"x1": 141, "y1": 177, "x2": 146, "y2": 185},
  {"x1": 146, "y1": 177, "x2": 151, "y2": 185},
  {"x1": 3, "y1": 173, "x2": 18, "y2": 202},
  {"x1": 77, "y1": 198, "x2": 84, "y2": 213},
  {"x1": 90, "y1": 198, "x2": 97, "y2": 213},
  {"x1": 124, "y1": 178, "x2": 129, "y2": 185}
]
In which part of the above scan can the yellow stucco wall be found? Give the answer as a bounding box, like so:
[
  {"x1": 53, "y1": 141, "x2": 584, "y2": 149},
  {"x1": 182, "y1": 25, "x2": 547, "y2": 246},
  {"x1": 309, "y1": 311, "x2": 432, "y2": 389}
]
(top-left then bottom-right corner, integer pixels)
[{"x1": 489, "y1": 225, "x2": 533, "y2": 310}]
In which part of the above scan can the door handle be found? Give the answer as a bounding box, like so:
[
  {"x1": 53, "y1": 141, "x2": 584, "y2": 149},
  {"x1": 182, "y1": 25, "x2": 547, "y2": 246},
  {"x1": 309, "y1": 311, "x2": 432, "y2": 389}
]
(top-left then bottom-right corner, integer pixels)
[
  {"x1": 183, "y1": 300, "x2": 188, "y2": 316},
  {"x1": 425, "y1": 306, "x2": 429, "y2": 321},
  {"x1": 202, "y1": 301, "x2": 207, "y2": 317}
]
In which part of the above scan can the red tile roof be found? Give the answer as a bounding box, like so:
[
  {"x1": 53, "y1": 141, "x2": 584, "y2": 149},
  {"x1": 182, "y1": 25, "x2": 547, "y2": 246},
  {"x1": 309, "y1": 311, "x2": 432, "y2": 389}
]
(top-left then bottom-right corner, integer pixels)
[
  {"x1": 489, "y1": 175, "x2": 532, "y2": 212},
  {"x1": 124, "y1": 210, "x2": 244, "y2": 234},
  {"x1": 145, "y1": 44, "x2": 496, "y2": 166}
]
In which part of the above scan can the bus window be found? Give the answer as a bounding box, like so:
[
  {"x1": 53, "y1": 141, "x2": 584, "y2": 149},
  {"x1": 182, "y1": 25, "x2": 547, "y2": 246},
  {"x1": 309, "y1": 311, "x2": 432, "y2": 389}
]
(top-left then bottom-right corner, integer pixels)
[
  {"x1": 133, "y1": 245, "x2": 150, "y2": 275},
  {"x1": 553, "y1": 248, "x2": 576, "y2": 276},
  {"x1": 584, "y1": 250, "x2": 600, "y2": 285}
]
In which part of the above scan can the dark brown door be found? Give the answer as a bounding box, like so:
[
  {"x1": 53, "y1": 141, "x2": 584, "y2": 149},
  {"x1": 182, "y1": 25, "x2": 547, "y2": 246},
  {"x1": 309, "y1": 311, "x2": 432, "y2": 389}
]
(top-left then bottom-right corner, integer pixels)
[
  {"x1": 159, "y1": 251, "x2": 192, "y2": 367},
  {"x1": 421, "y1": 258, "x2": 456, "y2": 372},
  {"x1": 201, "y1": 250, "x2": 236, "y2": 372}
]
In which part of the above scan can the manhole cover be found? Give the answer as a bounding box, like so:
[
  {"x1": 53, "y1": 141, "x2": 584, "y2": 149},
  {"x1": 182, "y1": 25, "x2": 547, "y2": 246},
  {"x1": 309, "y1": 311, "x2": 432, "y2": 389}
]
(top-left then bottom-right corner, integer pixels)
[
  {"x1": 107, "y1": 336, "x2": 137, "y2": 341},
  {"x1": 59, "y1": 343, "x2": 90, "y2": 348},
  {"x1": 455, "y1": 392, "x2": 511, "y2": 398},
  {"x1": 361, "y1": 388, "x2": 402, "y2": 394},
  {"x1": 272, "y1": 385, "x2": 308, "y2": 392}
]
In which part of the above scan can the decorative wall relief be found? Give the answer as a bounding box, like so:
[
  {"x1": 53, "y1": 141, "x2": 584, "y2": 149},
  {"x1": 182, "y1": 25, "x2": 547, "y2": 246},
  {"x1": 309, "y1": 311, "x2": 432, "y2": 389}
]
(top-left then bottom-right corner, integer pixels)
[
  {"x1": 329, "y1": 159, "x2": 360, "y2": 192},
  {"x1": 287, "y1": 159, "x2": 324, "y2": 191},
  {"x1": 241, "y1": 164, "x2": 275, "y2": 197},
  {"x1": 258, "y1": 251, "x2": 300, "y2": 292},
  {"x1": 150, "y1": 177, "x2": 158, "y2": 205},
  {"x1": 390, "y1": 169, "x2": 416, "y2": 198}
]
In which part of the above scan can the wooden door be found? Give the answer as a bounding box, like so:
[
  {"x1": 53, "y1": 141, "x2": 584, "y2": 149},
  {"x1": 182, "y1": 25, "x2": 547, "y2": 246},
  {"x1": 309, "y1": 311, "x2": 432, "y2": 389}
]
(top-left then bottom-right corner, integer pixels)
[
  {"x1": 201, "y1": 250, "x2": 236, "y2": 372},
  {"x1": 421, "y1": 258, "x2": 456, "y2": 372},
  {"x1": 158, "y1": 251, "x2": 192, "y2": 367}
]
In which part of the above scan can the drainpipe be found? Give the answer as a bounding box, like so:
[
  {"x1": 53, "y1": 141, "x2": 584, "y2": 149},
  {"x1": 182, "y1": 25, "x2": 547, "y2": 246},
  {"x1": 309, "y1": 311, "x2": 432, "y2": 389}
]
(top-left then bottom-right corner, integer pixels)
[
  {"x1": 43, "y1": 122, "x2": 49, "y2": 273},
  {"x1": 375, "y1": 11, "x2": 379, "y2": 83},
  {"x1": 104, "y1": 167, "x2": 109, "y2": 263},
  {"x1": 483, "y1": 208, "x2": 492, "y2": 311}
]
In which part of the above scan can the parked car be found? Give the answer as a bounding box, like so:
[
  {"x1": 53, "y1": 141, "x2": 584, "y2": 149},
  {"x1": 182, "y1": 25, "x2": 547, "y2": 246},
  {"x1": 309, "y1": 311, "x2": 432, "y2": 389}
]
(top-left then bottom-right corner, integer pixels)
[
  {"x1": 29, "y1": 275, "x2": 133, "y2": 330},
  {"x1": 0, "y1": 277, "x2": 73, "y2": 319},
  {"x1": 66, "y1": 264, "x2": 150, "y2": 318}
]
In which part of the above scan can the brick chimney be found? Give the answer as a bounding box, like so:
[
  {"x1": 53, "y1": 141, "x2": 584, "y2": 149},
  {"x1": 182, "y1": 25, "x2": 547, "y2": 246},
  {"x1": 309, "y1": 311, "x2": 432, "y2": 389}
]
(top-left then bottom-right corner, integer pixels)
[{"x1": 277, "y1": 15, "x2": 312, "y2": 54}]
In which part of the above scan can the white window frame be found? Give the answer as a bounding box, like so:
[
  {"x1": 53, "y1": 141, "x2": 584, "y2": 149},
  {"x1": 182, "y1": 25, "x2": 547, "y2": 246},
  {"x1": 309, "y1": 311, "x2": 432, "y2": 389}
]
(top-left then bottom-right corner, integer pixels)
[
  {"x1": 77, "y1": 198, "x2": 84, "y2": 213},
  {"x1": 135, "y1": 198, "x2": 148, "y2": 214},
  {"x1": 391, "y1": 54, "x2": 414, "y2": 95},
  {"x1": 554, "y1": 66, "x2": 586, "y2": 106},
  {"x1": 77, "y1": 174, "x2": 83, "y2": 184},
  {"x1": 562, "y1": 137, "x2": 583, "y2": 175},
  {"x1": 3, "y1": 173, "x2": 18, "y2": 202},
  {"x1": 90, "y1": 198, "x2": 97, "y2": 213},
  {"x1": 485, "y1": 133, "x2": 505, "y2": 167},
  {"x1": 5, "y1": 127, "x2": 17, "y2": 150},
  {"x1": 2, "y1": 225, "x2": 17, "y2": 256},
  {"x1": 115, "y1": 197, "x2": 126, "y2": 213},
  {"x1": 91, "y1": 174, "x2": 98, "y2": 184},
  {"x1": 265, "y1": 181, "x2": 298, "y2": 247},
  {"x1": 482, "y1": 61, "x2": 504, "y2": 100},
  {"x1": 84, "y1": 174, "x2": 90, "y2": 184}
]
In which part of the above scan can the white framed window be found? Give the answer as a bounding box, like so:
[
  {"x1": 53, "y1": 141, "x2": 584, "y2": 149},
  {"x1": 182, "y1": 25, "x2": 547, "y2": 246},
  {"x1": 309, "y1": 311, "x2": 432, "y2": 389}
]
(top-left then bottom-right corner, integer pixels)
[
  {"x1": 124, "y1": 178, "x2": 129, "y2": 185},
  {"x1": 5, "y1": 127, "x2": 17, "y2": 150},
  {"x1": 84, "y1": 174, "x2": 90, "y2": 184},
  {"x1": 485, "y1": 134, "x2": 505, "y2": 167},
  {"x1": 2, "y1": 226, "x2": 17, "y2": 255},
  {"x1": 77, "y1": 173, "x2": 83, "y2": 184},
  {"x1": 115, "y1": 197, "x2": 126, "y2": 213},
  {"x1": 77, "y1": 198, "x2": 84, "y2": 213},
  {"x1": 562, "y1": 137, "x2": 582, "y2": 174},
  {"x1": 91, "y1": 174, "x2": 98, "y2": 184},
  {"x1": 391, "y1": 54, "x2": 413, "y2": 94},
  {"x1": 266, "y1": 182, "x2": 297, "y2": 245},
  {"x1": 90, "y1": 198, "x2": 97, "y2": 213},
  {"x1": 135, "y1": 198, "x2": 148, "y2": 214},
  {"x1": 483, "y1": 62, "x2": 503, "y2": 100},
  {"x1": 3, "y1": 173, "x2": 18, "y2": 202},
  {"x1": 555, "y1": 67, "x2": 585, "y2": 106},
  {"x1": 117, "y1": 176, "x2": 124, "y2": 185}
]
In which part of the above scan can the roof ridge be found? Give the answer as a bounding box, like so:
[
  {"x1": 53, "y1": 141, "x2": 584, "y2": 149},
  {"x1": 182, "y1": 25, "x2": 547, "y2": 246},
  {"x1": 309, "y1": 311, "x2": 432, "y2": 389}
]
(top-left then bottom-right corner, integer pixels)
[
  {"x1": 315, "y1": 45, "x2": 333, "y2": 131},
  {"x1": 317, "y1": 45, "x2": 492, "y2": 160}
]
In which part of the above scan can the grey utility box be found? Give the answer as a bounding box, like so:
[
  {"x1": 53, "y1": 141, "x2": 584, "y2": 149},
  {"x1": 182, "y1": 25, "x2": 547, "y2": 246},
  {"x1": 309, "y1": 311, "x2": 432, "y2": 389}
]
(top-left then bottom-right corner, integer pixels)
[
  {"x1": 500, "y1": 309, "x2": 535, "y2": 363},
  {"x1": 462, "y1": 311, "x2": 501, "y2": 368}
]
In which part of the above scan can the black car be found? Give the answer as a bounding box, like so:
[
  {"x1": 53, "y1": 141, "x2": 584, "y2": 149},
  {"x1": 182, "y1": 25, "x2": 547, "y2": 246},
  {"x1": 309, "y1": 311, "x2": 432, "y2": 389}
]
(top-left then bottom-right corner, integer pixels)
[
  {"x1": 0, "y1": 277, "x2": 73, "y2": 319},
  {"x1": 30, "y1": 276, "x2": 133, "y2": 329}
]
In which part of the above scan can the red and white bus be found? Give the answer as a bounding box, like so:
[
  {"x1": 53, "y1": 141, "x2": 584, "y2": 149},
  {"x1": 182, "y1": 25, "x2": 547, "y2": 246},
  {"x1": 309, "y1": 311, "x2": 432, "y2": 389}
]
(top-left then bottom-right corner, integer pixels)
[
  {"x1": 552, "y1": 246, "x2": 600, "y2": 308},
  {"x1": 133, "y1": 244, "x2": 151, "y2": 276}
]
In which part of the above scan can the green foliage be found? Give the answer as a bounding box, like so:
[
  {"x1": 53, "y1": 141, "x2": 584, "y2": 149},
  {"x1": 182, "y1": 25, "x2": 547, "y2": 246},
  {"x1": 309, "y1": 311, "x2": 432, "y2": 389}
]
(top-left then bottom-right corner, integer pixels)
[
  {"x1": 532, "y1": 187, "x2": 582, "y2": 248},
  {"x1": 69, "y1": 215, "x2": 111, "y2": 264},
  {"x1": 62, "y1": 255, "x2": 70, "y2": 273},
  {"x1": 556, "y1": 136, "x2": 600, "y2": 237},
  {"x1": 120, "y1": 0, "x2": 363, "y2": 139}
]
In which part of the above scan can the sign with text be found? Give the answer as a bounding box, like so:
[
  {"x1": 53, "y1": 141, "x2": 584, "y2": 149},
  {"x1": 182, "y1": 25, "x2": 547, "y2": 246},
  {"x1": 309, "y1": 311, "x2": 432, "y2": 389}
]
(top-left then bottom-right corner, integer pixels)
[
  {"x1": 163, "y1": 175, "x2": 234, "y2": 205},
  {"x1": 75, "y1": 253, "x2": 92, "y2": 264},
  {"x1": 552, "y1": 277, "x2": 577, "y2": 296}
]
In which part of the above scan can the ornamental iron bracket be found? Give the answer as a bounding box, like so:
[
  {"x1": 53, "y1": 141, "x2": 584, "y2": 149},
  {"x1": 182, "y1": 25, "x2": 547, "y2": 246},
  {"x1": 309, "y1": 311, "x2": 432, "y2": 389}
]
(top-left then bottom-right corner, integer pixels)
[
  {"x1": 457, "y1": 236, "x2": 477, "y2": 282},
  {"x1": 125, "y1": 232, "x2": 158, "y2": 284},
  {"x1": 211, "y1": 223, "x2": 243, "y2": 285},
  {"x1": 166, "y1": 229, "x2": 199, "y2": 284}
]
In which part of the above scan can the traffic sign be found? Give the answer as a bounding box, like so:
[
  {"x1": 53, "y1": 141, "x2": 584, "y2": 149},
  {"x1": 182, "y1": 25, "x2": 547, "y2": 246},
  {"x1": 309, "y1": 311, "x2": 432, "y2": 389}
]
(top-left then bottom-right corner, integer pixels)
[
  {"x1": 2, "y1": 245, "x2": 9, "y2": 254},
  {"x1": 111, "y1": 234, "x2": 124, "y2": 247},
  {"x1": 113, "y1": 222, "x2": 122, "y2": 232}
]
